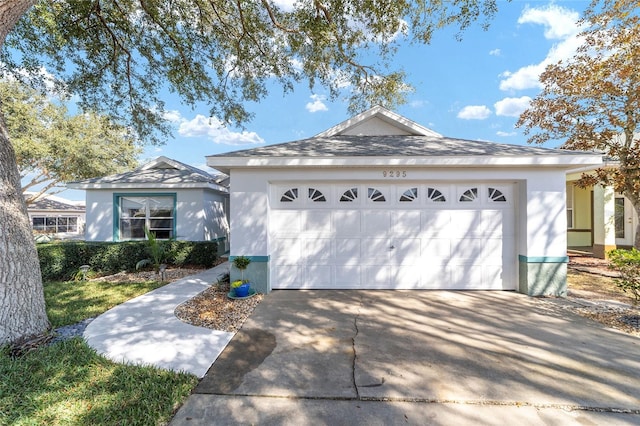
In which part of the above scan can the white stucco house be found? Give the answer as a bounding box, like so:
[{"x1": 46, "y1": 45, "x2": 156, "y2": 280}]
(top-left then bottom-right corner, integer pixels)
[
  {"x1": 68, "y1": 156, "x2": 229, "y2": 245},
  {"x1": 207, "y1": 106, "x2": 602, "y2": 296},
  {"x1": 27, "y1": 193, "x2": 86, "y2": 240}
]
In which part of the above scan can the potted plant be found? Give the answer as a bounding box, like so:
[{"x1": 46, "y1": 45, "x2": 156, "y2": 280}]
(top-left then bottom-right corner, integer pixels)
[
  {"x1": 231, "y1": 256, "x2": 251, "y2": 297},
  {"x1": 230, "y1": 279, "x2": 250, "y2": 297}
]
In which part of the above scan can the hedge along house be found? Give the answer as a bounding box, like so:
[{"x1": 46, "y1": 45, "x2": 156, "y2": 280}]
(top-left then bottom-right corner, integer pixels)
[
  {"x1": 68, "y1": 156, "x2": 229, "y2": 246},
  {"x1": 207, "y1": 106, "x2": 602, "y2": 296}
]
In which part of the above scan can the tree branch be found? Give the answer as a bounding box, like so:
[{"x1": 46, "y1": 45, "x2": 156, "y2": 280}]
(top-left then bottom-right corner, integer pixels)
[
  {"x1": 24, "y1": 182, "x2": 58, "y2": 205},
  {"x1": 260, "y1": 0, "x2": 298, "y2": 33},
  {"x1": 92, "y1": 0, "x2": 136, "y2": 110}
]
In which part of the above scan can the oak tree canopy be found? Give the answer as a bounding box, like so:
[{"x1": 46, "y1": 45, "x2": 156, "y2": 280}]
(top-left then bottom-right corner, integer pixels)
[{"x1": 0, "y1": 0, "x2": 500, "y2": 344}]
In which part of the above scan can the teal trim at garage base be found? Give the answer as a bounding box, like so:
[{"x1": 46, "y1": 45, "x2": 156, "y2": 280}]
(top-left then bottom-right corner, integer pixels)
[
  {"x1": 518, "y1": 255, "x2": 568, "y2": 297},
  {"x1": 229, "y1": 256, "x2": 270, "y2": 294}
]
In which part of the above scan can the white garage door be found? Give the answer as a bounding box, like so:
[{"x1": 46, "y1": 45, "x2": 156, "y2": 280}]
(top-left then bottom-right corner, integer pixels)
[{"x1": 269, "y1": 182, "x2": 516, "y2": 290}]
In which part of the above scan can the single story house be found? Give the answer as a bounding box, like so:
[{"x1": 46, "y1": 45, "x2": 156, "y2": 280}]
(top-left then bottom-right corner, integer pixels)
[
  {"x1": 68, "y1": 156, "x2": 229, "y2": 246},
  {"x1": 567, "y1": 165, "x2": 638, "y2": 257},
  {"x1": 26, "y1": 193, "x2": 86, "y2": 240},
  {"x1": 207, "y1": 106, "x2": 602, "y2": 296}
]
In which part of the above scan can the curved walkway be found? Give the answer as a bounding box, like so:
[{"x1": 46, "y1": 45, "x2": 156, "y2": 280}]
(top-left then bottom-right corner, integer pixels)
[{"x1": 83, "y1": 262, "x2": 233, "y2": 378}]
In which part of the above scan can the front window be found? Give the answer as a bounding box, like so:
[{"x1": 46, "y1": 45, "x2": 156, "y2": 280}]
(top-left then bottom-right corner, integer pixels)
[
  {"x1": 31, "y1": 216, "x2": 78, "y2": 233},
  {"x1": 566, "y1": 183, "x2": 574, "y2": 229},
  {"x1": 118, "y1": 195, "x2": 175, "y2": 240}
]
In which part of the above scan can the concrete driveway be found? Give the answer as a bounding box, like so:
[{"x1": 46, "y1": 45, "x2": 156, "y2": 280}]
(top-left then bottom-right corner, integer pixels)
[{"x1": 171, "y1": 290, "x2": 640, "y2": 425}]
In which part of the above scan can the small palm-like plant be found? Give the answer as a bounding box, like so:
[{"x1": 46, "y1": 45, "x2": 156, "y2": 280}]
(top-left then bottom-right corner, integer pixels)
[
  {"x1": 136, "y1": 228, "x2": 173, "y2": 274},
  {"x1": 232, "y1": 255, "x2": 251, "y2": 282}
]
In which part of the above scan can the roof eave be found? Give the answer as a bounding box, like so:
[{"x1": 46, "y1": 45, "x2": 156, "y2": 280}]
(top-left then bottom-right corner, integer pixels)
[
  {"x1": 66, "y1": 182, "x2": 229, "y2": 193},
  {"x1": 207, "y1": 155, "x2": 603, "y2": 174}
]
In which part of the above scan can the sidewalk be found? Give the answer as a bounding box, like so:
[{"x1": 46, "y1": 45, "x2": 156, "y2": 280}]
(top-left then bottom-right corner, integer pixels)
[{"x1": 83, "y1": 262, "x2": 233, "y2": 378}]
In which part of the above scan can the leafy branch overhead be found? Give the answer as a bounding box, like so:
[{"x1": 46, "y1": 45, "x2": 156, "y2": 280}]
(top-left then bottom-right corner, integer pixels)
[
  {"x1": 0, "y1": 0, "x2": 500, "y2": 346},
  {"x1": 0, "y1": 81, "x2": 140, "y2": 204},
  {"x1": 2, "y1": 0, "x2": 499, "y2": 143},
  {"x1": 517, "y1": 0, "x2": 640, "y2": 247}
]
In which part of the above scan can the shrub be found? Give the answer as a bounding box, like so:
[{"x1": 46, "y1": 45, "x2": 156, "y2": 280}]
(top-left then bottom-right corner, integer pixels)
[
  {"x1": 608, "y1": 248, "x2": 640, "y2": 304},
  {"x1": 37, "y1": 240, "x2": 219, "y2": 281}
]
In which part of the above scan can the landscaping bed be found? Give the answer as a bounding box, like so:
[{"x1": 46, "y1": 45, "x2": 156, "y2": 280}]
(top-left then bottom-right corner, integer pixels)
[{"x1": 562, "y1": 253, "x2": 640, "y2": 337}]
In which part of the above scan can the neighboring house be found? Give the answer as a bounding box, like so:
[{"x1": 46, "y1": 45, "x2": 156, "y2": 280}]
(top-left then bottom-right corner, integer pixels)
[
  {"x1": 26, "y1": 193, "x2": 86, "y2": 240},
  {"x1": 68, "y1": 156, "x2": 229, "y2": 246},
  {"x1": 567, "y1": 165, "x2": 639, "y2": 258},
  {"x1": 207, "y1": 106, "x2": 603, "y2": 296}
]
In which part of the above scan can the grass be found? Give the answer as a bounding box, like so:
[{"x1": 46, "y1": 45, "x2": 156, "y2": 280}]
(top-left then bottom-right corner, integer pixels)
[
  {"x1": 0, "y1": 278, "x2": 198, "y2": 425},
  {"x1": 0, "y1": 338, "x2": 197, "y2": 425},
  {"x1": 44, "y1": 279, "x2": 168, "y2": 328}
]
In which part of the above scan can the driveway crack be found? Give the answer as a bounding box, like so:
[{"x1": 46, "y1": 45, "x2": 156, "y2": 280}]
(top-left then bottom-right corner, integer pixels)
[{"x1": 351, "y1": 293, "x2": 363, "y2": 400}]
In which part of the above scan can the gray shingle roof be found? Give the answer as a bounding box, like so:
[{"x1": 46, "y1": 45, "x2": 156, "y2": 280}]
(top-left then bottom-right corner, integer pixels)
[
  {"x1": 207, "y1": 135, "x2": 595, "y2": 158},
  {"x1": 28, "y1": 196, "x2": 85, "y2": 212},
  {"x1": 69, "y1": 156, "x2": 226, "y2": 187},
  {"x1": 75, "y1": 167, "x2": 215, "y2": 185}
]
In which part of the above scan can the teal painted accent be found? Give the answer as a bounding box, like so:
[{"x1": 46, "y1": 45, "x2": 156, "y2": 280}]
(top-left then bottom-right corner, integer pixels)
[
  {"x1": 518, "y1": 260, "x2": 568, "y2": 297},
  {"x1": 518, "y1": 255, "x2": 569, "y2": 263},
  {"x1": 230, "y1": 258, "x2": 270, "y2": 294},
  {"x1": 229, "y1": 255, "x2": 270, "y2": 262},
  {"x1": 112, "y1": 193, "x2": 177, "y2": 242}
]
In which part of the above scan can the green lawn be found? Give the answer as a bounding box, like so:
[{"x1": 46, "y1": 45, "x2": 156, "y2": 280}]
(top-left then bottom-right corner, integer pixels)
[
  {"x1": 44, "y1": 279, "x2": 168, "y2": 328},
  {"x1": 0, "y1": 279, "x2": 198, "y2": 425}
]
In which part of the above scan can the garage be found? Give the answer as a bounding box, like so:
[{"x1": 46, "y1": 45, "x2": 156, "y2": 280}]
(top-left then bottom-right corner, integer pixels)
[
  {"x1": 207, "y1": 106, "x2": 602, "y2": 296},
  {"x1": 270, "y1": 182, "x2": 516, "y2": 290}
]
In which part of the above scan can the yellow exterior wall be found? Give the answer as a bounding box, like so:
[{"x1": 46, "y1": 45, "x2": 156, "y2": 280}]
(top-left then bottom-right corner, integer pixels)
[{"x1": 567, "y1": 184, "x2": 593, "y2": 247}]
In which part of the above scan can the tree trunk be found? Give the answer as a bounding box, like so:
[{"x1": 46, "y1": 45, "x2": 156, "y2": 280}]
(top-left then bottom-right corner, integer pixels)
[
  {"x1": 0, "y1": 0, "x2": 49, "y2": 345},
  {"x1": 0, "y1": 110, "x2": 50, "y2": 345}
]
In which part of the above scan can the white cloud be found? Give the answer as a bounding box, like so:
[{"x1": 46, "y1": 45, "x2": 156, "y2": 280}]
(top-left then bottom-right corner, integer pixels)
[
  {"x1": 177, "y1": 114, "x2": 264, "y2": 145},
  {"x1": 163, "y1": 109, "x2": 183, "y2": 123},
  {"x1": 499, "y1": 65, "x2": 543, "y2": 91},
  {"x1": 496, "y1": 130, "x2": 517, "y2": 137},
  {"x1": 494, "y1": 96, "x2": 532, "y2": 117},
  {"x1": 457, "y1": 105, "x2": 491, "y2": 120},
  {"x1": 489, "y1": 48, "x2": 501, "y2": 56},
  {"x1": 500, "y1": 5, "x2": 585, "y2": 91},
  {"x1": 306, "y1": 94, "x2": 329, "y2": 113},
  {"x1": 518, "y1": 5, "x2": 581, "y2": 40}
]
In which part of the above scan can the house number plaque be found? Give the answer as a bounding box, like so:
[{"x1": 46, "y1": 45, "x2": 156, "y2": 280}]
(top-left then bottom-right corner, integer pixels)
[{"x1": 382, "y1": 170, "x2": 407, "y2": 178}]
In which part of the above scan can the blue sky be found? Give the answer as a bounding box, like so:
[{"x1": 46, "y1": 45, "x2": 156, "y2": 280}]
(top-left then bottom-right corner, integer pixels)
[{"x1": 67, "y1": 0, "x2": 590, "y2": 200}]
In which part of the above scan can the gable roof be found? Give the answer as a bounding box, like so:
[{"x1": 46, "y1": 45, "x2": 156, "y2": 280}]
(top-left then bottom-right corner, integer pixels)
[
  {"x1": 206, "y1": 107, "x2": 602, "y2": 174},
  {"x1": 26, "y1": 193, "x2": 85, "y2": 213},
  {"x1": 68, "y1": 156, "x2": 228, "y2": 192},
  {"x1": 315, "y1": 105, "x2": 442, "y2": 137}
]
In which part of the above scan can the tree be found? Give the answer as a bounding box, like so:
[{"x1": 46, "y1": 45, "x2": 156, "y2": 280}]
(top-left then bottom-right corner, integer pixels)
[
  {"x1": 517, "y1": 0, "x2": 640, "y2": 248},
  {"x1": 0, "y1": 0, "x2": 500, "y2": 345},
  {"x1": 0, "y1": 81, "x2": 140, "y2": 204}
]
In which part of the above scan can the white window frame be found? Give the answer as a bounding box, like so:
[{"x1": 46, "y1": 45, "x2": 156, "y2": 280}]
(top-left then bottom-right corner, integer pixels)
[
  {"x1": 566, "y1": 183, "x2": 574, "y2": 230},
  {"x1": 115, "y1": 193, "x2": 176, "y2": 241},
  {"x1": 31, "y1": 216, "x2": 79, "y2": 234}
]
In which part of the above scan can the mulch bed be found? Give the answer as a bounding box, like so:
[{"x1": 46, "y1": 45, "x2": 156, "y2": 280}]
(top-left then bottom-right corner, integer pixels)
[{"x1": 174, "y1": 283, "x2": 263, "y2": 333}]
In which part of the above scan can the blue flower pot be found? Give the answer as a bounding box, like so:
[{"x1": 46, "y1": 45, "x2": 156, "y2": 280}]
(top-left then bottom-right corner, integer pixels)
[{"x1": 234, "y1": 283, "x2": 251, "y2": 297}]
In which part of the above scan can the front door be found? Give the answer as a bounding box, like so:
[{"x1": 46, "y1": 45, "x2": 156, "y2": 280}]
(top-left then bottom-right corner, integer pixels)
[{"x1": 615, "y1": 196, "x2": 634, "y2": 246}]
